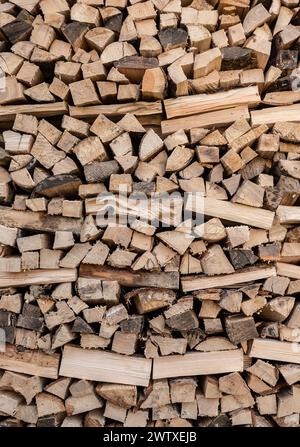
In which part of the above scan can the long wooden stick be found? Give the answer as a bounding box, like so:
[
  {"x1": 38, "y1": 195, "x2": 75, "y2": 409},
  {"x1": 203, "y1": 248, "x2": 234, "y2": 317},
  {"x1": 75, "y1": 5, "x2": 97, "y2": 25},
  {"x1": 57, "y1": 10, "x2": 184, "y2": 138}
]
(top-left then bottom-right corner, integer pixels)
[
  {"x1": 0, "y1": 269, "x2": 77, "y2": 288},
  {"x1": 152, "y1": 350, "x2": 244, "y2": 379},
  {"x1": 164, "y1": 86, "x2": 260, "y2": 119},
  {"x1": 60, "y1": 345, "x2": 152, "y2": 386},
  {"x1": 0, "y1": 344, "x2": 60, "y2": 379},
  {"x1": 186, "y1": 197, "x2": 275, "y2": 230},
  {"x1": 181, "y1": 266, "x2": 276, "y2": 292},
  {"x1": 251, "y1": 104, "x2": 300, "y2": 126},
  {"x1": 0, "y1": 102, "x2": 68, "y2": 122},
  {"x1": 249, "y1": 339, "x2": 300, "y2": 364},
  {"x1": 161, "y1": 106, "x2": 250, "y2": 135},
  {"x1": 79, "y1": 264, "x2": 180, "y2": 289},
  {"x1": 69, "y1": 101, "x2": 162, "y2": 120},
  {"x1": 0, "y1": 207, "x2": 82, "y2": 234}
]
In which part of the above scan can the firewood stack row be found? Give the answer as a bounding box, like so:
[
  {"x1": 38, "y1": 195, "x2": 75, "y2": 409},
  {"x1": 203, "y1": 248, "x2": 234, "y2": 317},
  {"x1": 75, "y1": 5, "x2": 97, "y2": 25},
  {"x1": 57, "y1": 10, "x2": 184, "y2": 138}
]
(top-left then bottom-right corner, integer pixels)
[{"x1": 0, "y1": 0, "x2": 300, "y2": 428}]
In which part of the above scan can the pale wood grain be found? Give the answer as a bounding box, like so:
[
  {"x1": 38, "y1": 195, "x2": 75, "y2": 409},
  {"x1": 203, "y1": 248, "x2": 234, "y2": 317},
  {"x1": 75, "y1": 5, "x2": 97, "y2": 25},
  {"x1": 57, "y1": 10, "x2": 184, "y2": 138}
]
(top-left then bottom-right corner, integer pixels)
[
  {"x1": 181, "y1": 266, "x2": 276, "y2": 292},
  {"x1": 60, "y1": 345, "x2": 152, "y2": 386},
  {"x1": 153, "y1": 350, "x2": 244, "y2": 379},
  {"x1": 0, "y1": 344, "x2": 60, "y2": 379}
]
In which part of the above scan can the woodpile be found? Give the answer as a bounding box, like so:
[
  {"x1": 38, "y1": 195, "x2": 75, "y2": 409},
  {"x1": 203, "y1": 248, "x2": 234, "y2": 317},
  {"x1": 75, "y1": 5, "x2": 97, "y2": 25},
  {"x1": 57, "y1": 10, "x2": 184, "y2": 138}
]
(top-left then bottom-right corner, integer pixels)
[{"x1": 0, "y1": 0, "x2": 300, "y2": 429}]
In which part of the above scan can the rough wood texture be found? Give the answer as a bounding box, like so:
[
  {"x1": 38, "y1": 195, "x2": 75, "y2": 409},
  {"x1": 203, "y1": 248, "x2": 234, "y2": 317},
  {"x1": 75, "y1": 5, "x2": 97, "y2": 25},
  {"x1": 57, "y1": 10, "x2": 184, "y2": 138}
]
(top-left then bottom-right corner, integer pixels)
[
  {"x1": 182, "y1": 267, "x2": 276, "y2": 292},
  {"x1": 0, "y1": 344, "x2": 59, "y2": 379},
  {"x1": 80, "y1": 265, "x2": 179, "y2": 289},
  {"x1": 60, "y1": 345, "x2": 151, "y2": 387},
  {"x1": 153, "y1": 350, "x2": 244, "y2": 379},
  {"x1": 1, "y1": 0, "x2": 300, "y2": 429},
  {"x1": 0, "y1": 269, "x2": 77, "y2": 288}
]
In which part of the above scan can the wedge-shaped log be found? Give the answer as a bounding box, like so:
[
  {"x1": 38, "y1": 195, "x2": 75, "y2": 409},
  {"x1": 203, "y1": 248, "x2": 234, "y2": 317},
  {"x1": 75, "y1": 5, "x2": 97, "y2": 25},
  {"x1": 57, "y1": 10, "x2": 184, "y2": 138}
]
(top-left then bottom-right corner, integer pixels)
[
  {"x1": 153, "y1": 350, "x2": 243, "y2": 379},
  {"x1": 60, "y1": 345, "x2": 152, "y2": 387}
]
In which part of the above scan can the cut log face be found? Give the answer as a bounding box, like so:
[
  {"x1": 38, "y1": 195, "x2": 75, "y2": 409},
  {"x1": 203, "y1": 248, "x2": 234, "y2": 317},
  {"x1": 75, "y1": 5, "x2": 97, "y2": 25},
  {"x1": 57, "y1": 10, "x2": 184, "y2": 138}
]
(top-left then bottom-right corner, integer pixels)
[{"x1": 0, "y1": 0, "x2": 300, "y2": 429}]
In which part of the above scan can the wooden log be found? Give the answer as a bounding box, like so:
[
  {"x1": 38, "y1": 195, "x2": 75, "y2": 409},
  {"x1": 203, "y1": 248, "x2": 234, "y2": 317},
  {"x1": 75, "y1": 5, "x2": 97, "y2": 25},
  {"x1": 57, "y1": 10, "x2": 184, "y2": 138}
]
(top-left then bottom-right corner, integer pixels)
[
  {"x1": 164, "y1": 86, "x2": 260, "y2": 119},
  {"x1": 182, "y1": 266, "x2": 276, "y2": 293},
  {"x1": 161, "y1": 106, "x2": 250, "y2": 135},
  {"x1": 0, "y1": 207, "x2": 82, "y2": 234},
  {"x1": 0, "y1": 344, "x2": 59, "y2": 379},
  {"x1": 0, "y1": 102, "x2": 68, "y2": 123},
  {"x1": 276, "y1": 263, "x2": 300, "y2": 280},
  {"x1": 186, "y1": 197, "x2": 275, "y2": 229},
  {"x1": 60, "y1": 345, "x2": 151, "y2": 387},
  {"x1": 249, "y1": 339, "x2": 300, "y2": 364},
  {"x1": 69, "y1": 101, "x2": 162, "y2": 121},
  {"x1": 152, "y1": 350, "x2": 243, "y2": 379},
  {"x1": 79, "y1": 264, "x2": 179, "y2": 289},
  {"x1": 276, "y1": 206, "x2": 300, "y2": 224},
  {"x1": 0, "y1": 269, "x2": 77, "y2": 288},
  {"x1": 251, "y1": 105, "x2": 300, "y2": 126}
]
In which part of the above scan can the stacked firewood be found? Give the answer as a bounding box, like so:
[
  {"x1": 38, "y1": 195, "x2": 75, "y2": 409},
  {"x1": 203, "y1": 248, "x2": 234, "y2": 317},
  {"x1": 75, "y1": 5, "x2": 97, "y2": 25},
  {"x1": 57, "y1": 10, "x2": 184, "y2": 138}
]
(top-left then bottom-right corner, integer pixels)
[{"x1": 0, "y1": 0, "x2": 300, "y2": 428}]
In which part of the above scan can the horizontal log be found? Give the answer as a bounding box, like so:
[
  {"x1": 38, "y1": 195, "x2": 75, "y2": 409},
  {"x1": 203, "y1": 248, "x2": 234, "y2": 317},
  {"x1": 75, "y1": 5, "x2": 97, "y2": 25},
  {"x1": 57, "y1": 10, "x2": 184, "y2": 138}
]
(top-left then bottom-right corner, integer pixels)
[
  {"x1": 251, "y1": 104, "x2": 300, "y2": 126},
  {"x1": 85, "y1": 194, "x2": 182, "y2": 226},
  {"x1": 0, "y1": 102, "x2": 68, "y2": 123},
  {"x1": 164, "y1": 86, "x2": 260, "y2": 119},
  {"x1": 181, "y1": 266, "x2": 276, "y2": 293},
  {"x1": 69, "y1": 101, "x2": 162, "y2": 121},
  {"x1": 249, "y1": 339, "x2": 300, "y2": 364},
  {"x1": 276, "y1": 206, "x2": 300, "y2": 224},
  {"x1": 0, "y1": 269, "x2": 77, "y2": 288},
  {"x1": 186, "y1": 197, "x2": 275, "y2": 229},
  {"x1": 0, "y1": 344, "x2": 60, "y2": 379},
  {"x1": 0, "y1": 207, "x2": 82, "y2": 234},
  {"x1": 276, "y1": 262, "x2": 300, "y2": 280},
  {"x1": 79, "y1": 264, "x2": 180, "y2": 289},
  {"x1": 152, "y1": 350, "x2": 244, "y2": 379},
  {"x1": 60, "y1": 345, "x2": 152, "y2": 386},
  {"x1": 161, "y1": 106, "x2": 250, "y2": 135}
]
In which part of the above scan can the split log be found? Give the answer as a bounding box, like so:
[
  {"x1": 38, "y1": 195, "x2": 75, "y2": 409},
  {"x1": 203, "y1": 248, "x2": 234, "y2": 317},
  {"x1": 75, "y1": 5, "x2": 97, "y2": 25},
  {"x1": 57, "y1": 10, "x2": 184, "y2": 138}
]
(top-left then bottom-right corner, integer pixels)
[
  {"x1": 152, "y1": 350, "x2": 243, "y2": 379},
  {"x1": 79, "y1": 265, "x2": 179, "y2": 289},
  {"x1": 60, "y1": 345, "x2": 151, "y2": 387},
  {"x1": 0, "y1": 269, "x2": 77, "y2": 288},
  {"x1": 182, "y1": 266, "x2": 276, "y2": 292},
  {"x1": 0, "y1": 344, "x2": 59, "y2": 379},
  {"x1": 164, "y1": 86, "x2": 260, "y2": 119}
]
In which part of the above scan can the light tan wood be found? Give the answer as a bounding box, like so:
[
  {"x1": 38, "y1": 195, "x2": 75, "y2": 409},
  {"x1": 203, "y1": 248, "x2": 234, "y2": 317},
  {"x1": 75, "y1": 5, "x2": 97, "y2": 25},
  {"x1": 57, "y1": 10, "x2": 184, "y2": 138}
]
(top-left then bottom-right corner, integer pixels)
[
  {"x1": 0, "y1": 102, "x2": 68, "y2": 123},
  {"x1": 162, "y1": 106, "x2": 250, "y2": 135},
  {"x1": 153, "y1": 350, "x2": 243, "y2": 379},
  {"x1": 0, "y1": 268, "x2": 77, "y2": 287},
  {"x1": 251, "y1": 104, "x2": 300, "y2": 126},
  {"x1": 186, "y1": 197, "x2": 274, "y2": 229},
  {"x1": 249, "y1": 339, "x2": 300, "y2": 364},
  {"x1": 276, "y1": 206, "x2": 300, "y2": 224},
  {"x1": 182, "y1": 266, "x2": 276, "y2": 292},
  {"x1": 277, "y1": 262, "x2": 300, "y2": 280},
  {"x1": 60, "y1": 345, "x2": 152, "y2": 387},
  {"x1": 164, "y1": 86, "x2": 260, "y2": 119},
  {"x1": 0, "y1": 344, "x2": 59, "y2": 379}
]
